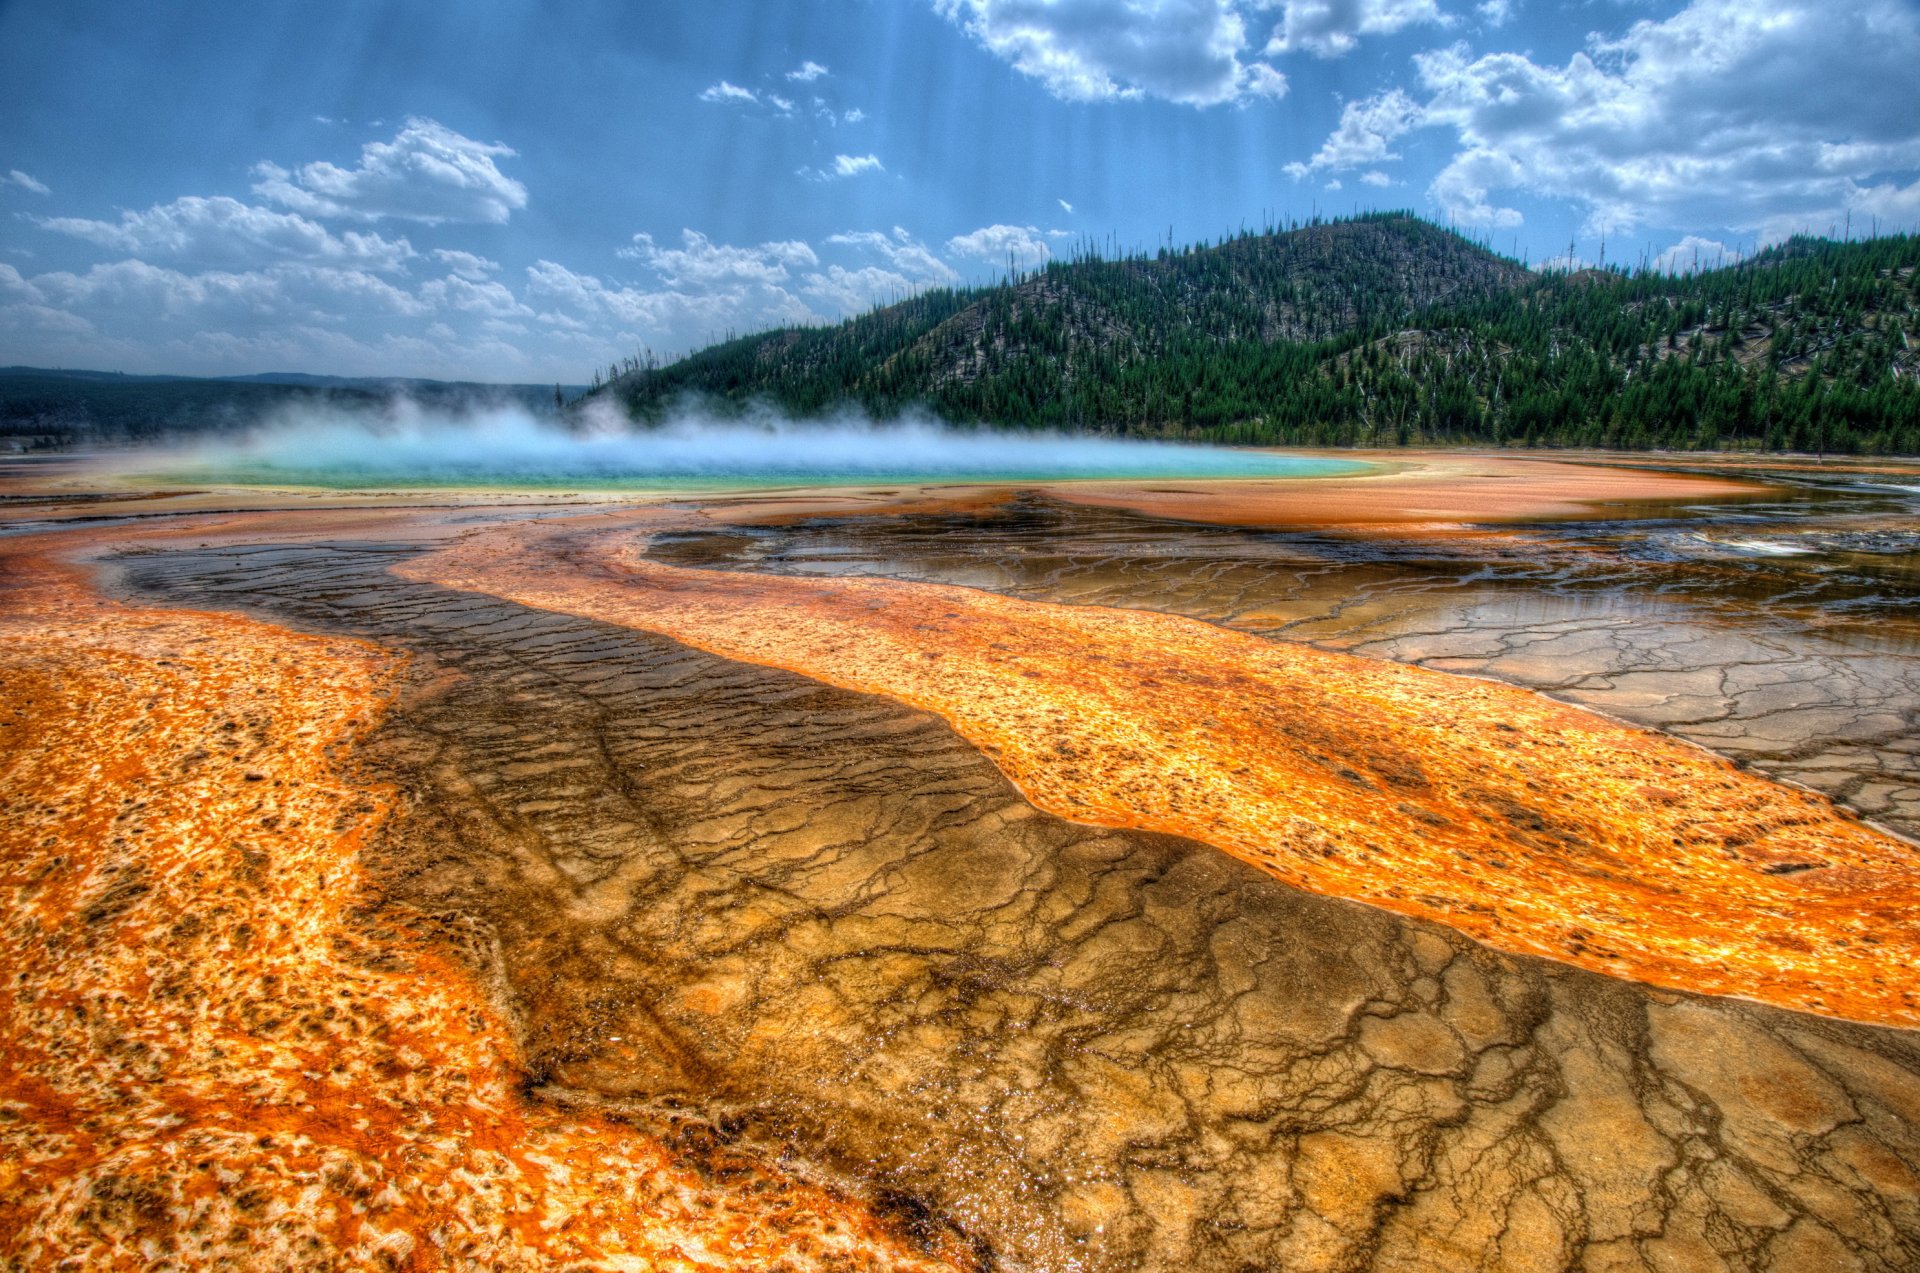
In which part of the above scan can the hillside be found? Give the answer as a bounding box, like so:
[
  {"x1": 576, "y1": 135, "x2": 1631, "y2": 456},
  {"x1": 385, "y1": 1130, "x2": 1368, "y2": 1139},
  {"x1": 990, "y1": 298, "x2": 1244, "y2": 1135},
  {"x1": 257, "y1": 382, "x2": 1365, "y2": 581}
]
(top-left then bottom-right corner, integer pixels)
[{"x1": 601, "y1": 213, "x2": 1920, "y2": 455}]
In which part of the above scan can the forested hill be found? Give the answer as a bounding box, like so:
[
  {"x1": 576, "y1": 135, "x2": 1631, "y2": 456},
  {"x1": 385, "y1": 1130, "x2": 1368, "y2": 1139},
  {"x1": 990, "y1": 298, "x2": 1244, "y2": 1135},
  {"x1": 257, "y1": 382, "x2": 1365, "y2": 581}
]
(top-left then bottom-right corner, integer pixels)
[{"x1": 598, "y1": 212, "x2": 1920, "y2": 455}]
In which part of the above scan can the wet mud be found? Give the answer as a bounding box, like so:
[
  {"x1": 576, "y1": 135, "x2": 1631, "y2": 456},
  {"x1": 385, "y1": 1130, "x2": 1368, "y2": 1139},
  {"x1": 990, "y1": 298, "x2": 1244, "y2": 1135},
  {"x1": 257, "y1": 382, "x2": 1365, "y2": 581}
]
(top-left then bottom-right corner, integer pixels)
[
  {"x1": 0, "y1": 542, "x2": 977, "y2": 1272},
  {"x1": 648, "y1": 481, "x2": 1920, "y2": 843},
  {"x1": 104, "y1": 513, "x2": 1920, "y2": 1273}
]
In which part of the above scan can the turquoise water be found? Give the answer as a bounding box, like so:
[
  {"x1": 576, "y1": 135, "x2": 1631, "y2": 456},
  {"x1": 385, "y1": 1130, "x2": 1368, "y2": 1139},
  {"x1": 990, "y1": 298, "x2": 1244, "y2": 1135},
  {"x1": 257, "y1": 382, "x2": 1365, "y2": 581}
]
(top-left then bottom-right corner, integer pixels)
[{"x1": 151, "y1": 420, "x2": 1372, "y2": 491}]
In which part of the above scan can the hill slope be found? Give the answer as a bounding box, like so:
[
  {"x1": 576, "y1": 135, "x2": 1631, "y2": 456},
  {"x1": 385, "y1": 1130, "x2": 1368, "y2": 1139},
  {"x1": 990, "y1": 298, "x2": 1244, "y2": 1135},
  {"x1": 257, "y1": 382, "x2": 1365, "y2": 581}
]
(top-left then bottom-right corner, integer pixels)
[{"x1": 603, "y1": 213, "x2": 1920, "y2": 455}]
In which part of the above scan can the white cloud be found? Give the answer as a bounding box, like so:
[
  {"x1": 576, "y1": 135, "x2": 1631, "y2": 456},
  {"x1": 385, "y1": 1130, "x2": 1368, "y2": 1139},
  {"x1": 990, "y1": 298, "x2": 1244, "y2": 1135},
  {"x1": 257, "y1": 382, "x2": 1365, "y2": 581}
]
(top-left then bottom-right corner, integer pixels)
[
  {"x1": 947, "y1": 223, "x2": 1052, "y2": 269},
  {"x1": 39, "y1": 196, "x2": 416, "y2": 273},
  {"x1": 432, "y1": 248, "x2": 499, "y2": 279},
  {"x1": 801, "y1": 265, "x2": 927, "y2": 313},
  {"x1": 3, "y1": 247, "x2": 676, "y2": 381},
  {"x1": 701, "y1": 81, "x2": 807, "y2": 116},
  {"x1": 788, "y1": 60, "x2": 830, "y2": 81},
  {"x1": 23, "y1": 258, "x2": 431, "y2": 326},
  {"x1": 526, "y1": 257, "x2": 816, "y2": 340},
  {"x1": 1476, "y1": 0, "x2": 1514, "y2": 26},
  {"x1": 0, "y1": 263, "x2": 35, "y2": 302},
  {"x1": 1649, "y1": 236, "x2": 1743, "y2": 274},
  {"x1": 619, "y1": 229, "x2": 817, "y2": 288},
  {"x1": 1359, "y1": 170, "x2": 1392, "y2": 187},
  {"x1": 803, "y1": 227, "x2": 961, "y2": 312},
  {"x1": 699, "y1": 81, "x2": 759, "y2": 105},
  {"x1": 420, "y1": 274, "x2": 530, "y2": 318},
  {"x1": 823, "y1": 228, "x2": 959, "y2": 285},
  {"x1": 526, "y1": 228, "x2": 844, "y2": 349},
  {"x1": 1284, "y1": 88, "x2": 1422, "y2": 177},
  {"x1": 842, "y1": 108, "x2": 867, "y2": 124},
  {"x1": 1058, "y1": 198, "x2": 1074, "y2": 214},
  {"x1": 804, "y1": 153, "x2": 887, "y2": 181},
  {"x1": 252, "y1": 117, "x2": 528, "y2": 225},
  {"x1": 1850, "y1": 179, "x2": 1920, "y2": 229},
  {"x1": 1240, "y1": 62, "x2": 1288, "y2": 98},
  {"x1": 1264, "y1": 0, "x2": 1450, "y2": 59},
  {"x1": 1425, "y1": 148, "x2": 1525, "y2": 228},
  {"x1": 933, "y1": 0, "x2": 1287, "y2": 107},
  {"x1": 7, "y1": 170, "x2": 50, "y2": 196},
  {"x1": 0, "y1": 301, "x2": 95, "y2": 336},
  {"x1": 1413, "y1": 0, "x2": 1920, "y2": 236}
]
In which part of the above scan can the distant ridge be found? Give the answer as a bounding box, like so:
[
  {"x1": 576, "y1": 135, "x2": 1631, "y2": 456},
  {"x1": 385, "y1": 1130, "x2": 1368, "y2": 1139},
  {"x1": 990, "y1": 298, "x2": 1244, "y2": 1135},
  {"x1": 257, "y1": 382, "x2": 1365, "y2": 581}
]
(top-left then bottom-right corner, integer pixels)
[
  {"x1": 0, "y1": 367, "x2": 587, "y2": 449},
  {"x1": 597, "y1": 212, "x2": 1920, "y2": 455},
  {"x1": 1, "y1": 366, "x2": 587, "y2": 394}
]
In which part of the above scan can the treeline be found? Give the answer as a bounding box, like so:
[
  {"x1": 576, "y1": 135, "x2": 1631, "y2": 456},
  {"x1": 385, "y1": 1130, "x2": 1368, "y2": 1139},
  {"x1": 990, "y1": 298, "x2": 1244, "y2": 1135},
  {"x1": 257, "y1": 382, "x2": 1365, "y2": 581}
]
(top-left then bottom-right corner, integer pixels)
[
  {"x1": 600, "y1": 214, "x2": 1920, "y2": 455},
  {"x1": 0, "y1": 370, "x2": 578, "y2": 450}
]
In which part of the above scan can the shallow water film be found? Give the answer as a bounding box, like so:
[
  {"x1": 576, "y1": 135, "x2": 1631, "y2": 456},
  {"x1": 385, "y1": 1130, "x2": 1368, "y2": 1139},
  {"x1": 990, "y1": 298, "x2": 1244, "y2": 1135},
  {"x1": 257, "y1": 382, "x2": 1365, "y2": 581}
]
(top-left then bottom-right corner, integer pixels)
[{"x1": 4, "y1": 454, "x2": 1920, "y2": 1272}]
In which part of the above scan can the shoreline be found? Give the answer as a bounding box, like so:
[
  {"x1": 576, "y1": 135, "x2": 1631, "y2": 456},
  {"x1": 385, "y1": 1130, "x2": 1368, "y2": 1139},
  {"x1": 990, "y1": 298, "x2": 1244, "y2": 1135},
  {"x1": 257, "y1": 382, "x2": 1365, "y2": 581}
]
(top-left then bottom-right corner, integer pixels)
[
  {"x1": 1, "y1": 447, "x2": 1792, "y2": 530},
  {"x1": 1042, "y1": 449, "x2": 1777, "y2": 528}
]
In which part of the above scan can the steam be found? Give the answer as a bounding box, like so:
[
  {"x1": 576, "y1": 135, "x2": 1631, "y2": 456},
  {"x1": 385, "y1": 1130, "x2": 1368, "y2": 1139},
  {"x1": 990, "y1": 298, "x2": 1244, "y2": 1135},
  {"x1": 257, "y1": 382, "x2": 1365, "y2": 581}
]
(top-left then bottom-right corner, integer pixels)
[{"x1": 138, "y1": 397, "x2": 1360, "y2": 490}]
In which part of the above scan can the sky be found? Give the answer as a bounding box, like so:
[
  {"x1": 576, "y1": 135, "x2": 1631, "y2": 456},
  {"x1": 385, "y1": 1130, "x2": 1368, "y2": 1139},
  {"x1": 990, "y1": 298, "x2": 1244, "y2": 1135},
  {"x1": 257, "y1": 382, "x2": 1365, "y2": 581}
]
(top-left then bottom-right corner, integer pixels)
[{"x1": 1, "y1": 0, "x2": 1917, "y2": 383}]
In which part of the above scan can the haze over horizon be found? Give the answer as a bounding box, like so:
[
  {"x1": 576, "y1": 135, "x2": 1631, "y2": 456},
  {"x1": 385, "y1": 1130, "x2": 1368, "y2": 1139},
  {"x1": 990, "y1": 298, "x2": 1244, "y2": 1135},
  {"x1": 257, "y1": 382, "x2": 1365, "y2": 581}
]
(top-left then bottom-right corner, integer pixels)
[{"x1": 3, "y1": 0, "x2": 1917, "y2": 384}]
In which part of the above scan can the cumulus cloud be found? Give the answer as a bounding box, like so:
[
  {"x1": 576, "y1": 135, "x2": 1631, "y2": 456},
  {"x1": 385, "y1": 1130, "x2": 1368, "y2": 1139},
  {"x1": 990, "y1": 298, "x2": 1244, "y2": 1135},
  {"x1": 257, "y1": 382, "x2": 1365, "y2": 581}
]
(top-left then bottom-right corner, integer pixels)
[
  {"x1": 7, "y1": 170, "x2": 50, "y2": 195},
  {"x1": 432, "y1": 248, "x2": 499, "y2": 279},
  {"x1": 619, "y1": 230, "x2": 817, "y2": 288},
  {"x1": 933, "y1": 0, "x2": 1286, "y2": 107},
  {"x1": 39, "y1": 196, "x2": 416, "y2": 273},
  {"x1": 1283, "y1": 89, "x2": 1422, "y2": 177},
  {"x1": 20, "y1": 258, "x2": 432, "y2": 327},
  {"x1": 698, "y1": 81, "x2": 759, "y2": 105},
  {"x1": 1240, "y1": 62, "x2": 1288, "y2": 98},
  {"x1": 1649, "y1": 236, "x2": 1743, "y2": 275},
  {"x1": 522, "y1": 227, "x2": 851, "y2": 350},
  {"x1": 526, "y1": 257, "x2": 815, "y2": 339},
  {"x1": 1263, "y1": 0, "x2": 1450, "y2": 59},
  {"x1": 824, "y1": 228, "x2": 959, "y2": 284},
  {"x1": 804, "y1": 227, "x2": 960, "y2": 312},
  {"x1": 0, "y1": 301, "x2": 95, "y2": 336},
  {"x1": 801, "y1": 265, "x2": 928, "y2": 313},
  {"x1": 787, "y1": 60, "x2": 830, "y2": 81},
  {"x1": 947, "y1": 223, "x2": 1052, "y2": 269},
  {"x1": 1412, "y1": 0, "x2": 1920, "y2": 235},
  {"x1": 1476, "y1": 0, "x2": 1514, "y2": 26},
  {"x1": 419, "y1": 274, "x2": 530, "y2": 318},
  {"x1": 252, "y1": 118, "x2": 528, "y2": 225}
]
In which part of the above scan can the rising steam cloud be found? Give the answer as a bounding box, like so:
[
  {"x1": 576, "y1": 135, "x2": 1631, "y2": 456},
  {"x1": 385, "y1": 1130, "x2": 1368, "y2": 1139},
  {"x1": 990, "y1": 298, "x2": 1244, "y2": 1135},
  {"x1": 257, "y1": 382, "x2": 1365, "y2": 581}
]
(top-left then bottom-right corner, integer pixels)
[{"x1": 140, "y1": 398, "x2": 1357, "y2": 489}]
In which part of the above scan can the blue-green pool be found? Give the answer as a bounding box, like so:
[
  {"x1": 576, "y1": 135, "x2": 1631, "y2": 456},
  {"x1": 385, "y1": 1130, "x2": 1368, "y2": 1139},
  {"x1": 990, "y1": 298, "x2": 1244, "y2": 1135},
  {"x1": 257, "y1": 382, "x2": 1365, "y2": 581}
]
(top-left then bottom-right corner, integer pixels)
[{"x1": 150, "y1": 418, "x2": 1372, "y2": 491}]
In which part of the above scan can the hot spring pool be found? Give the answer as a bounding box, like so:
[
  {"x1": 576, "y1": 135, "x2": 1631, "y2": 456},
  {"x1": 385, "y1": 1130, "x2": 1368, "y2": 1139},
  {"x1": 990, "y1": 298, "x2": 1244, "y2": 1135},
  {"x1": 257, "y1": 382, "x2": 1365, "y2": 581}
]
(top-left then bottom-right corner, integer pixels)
[{"x1": 141, "y1": 416, "x2": 1375, "y2": 492}]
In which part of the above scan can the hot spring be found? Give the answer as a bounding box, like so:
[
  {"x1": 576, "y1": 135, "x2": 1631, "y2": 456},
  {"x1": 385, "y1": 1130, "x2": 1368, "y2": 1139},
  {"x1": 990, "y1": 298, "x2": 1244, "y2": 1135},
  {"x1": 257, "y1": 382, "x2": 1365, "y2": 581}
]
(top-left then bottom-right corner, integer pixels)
[{"x1": 135, "y1": 405, "x2": 1373, "y2": 492}]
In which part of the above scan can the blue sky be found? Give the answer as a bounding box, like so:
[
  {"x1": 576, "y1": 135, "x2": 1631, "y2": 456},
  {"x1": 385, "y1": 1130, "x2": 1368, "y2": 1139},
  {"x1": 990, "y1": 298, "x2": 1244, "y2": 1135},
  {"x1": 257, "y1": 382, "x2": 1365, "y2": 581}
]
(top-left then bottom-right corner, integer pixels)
[{"x1": 2, "y1": 0, "x2": 1917, "y2": 382}]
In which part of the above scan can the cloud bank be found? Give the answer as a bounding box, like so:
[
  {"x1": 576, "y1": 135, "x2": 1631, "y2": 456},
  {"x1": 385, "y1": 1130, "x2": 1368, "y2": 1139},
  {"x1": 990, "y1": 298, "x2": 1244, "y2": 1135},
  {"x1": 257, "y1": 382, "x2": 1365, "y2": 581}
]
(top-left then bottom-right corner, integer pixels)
[{"x1": 1283, "y1": 0, "x2": 1920, "y2": 238}]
